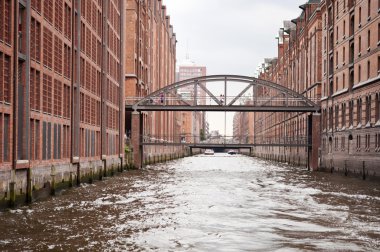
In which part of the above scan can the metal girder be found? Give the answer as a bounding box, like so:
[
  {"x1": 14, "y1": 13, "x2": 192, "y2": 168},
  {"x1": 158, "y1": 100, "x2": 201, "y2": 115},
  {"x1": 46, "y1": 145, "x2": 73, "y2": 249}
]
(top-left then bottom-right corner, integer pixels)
[
  {"x1": 126, "y1": 105, "x2": 320, "y2": 112},
  {"x1": 198, "y1": 82, "x2": 222, "y2": 105},
  {"x1": 129, "y1": 75, "x2": 320, "y2": 113},
  {"x1": 228, "y1": 83, "x2": 253, "y2": 106},
  {"x1": 140, "y1": 142, "x2": 311, "y2": 147}
]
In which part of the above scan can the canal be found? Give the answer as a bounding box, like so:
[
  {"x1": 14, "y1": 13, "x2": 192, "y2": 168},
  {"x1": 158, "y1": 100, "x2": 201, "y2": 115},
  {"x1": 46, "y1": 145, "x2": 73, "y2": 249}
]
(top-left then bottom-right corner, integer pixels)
[{"x1": 0, "y1": 154, "x2": 379, "y2": 251}]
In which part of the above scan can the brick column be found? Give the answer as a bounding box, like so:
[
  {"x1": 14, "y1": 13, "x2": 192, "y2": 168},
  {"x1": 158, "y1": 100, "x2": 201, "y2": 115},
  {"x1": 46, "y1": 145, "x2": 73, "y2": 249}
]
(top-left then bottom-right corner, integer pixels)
[
  {"x1": 309, "y1": 113, "x2": 321, "y2": 171},
  {"x1": 131, "y1": 112, "x2": 143, "y2": 169}
]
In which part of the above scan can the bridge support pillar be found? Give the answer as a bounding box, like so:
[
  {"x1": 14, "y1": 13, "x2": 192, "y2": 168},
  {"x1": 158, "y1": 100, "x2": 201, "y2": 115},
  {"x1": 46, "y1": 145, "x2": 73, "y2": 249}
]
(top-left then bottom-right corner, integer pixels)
[
  {"x1": 131, "y1": 112, "x2": 143, "y2": 169},
  {"x1": 308, "y1": 113, "x2": 321, "y2": 171}
]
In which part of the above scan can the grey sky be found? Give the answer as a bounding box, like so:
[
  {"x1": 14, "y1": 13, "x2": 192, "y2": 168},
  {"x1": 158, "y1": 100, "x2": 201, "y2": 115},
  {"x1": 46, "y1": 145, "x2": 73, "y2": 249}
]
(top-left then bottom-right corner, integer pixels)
[{"x1": 163, "y1": 0, "x2": 307, "y2": 135}]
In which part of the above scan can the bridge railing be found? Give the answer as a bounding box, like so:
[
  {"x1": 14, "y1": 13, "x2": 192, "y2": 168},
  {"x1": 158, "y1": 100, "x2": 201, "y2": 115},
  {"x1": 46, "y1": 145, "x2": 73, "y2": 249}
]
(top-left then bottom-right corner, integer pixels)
[{"x1": 139, "y1": 134, "x2": 310, "y2": 146}]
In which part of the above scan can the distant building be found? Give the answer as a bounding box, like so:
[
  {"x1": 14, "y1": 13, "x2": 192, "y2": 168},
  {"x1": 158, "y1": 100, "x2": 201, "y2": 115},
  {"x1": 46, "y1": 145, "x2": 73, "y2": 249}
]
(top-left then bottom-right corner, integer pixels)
[{"x1": 176, "y1": 59, "x2": 207, "y2": 143}]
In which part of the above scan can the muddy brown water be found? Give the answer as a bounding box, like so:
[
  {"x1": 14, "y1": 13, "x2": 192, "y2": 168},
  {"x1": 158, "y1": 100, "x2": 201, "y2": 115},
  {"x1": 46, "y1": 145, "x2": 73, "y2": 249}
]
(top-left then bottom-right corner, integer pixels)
[{"x1": 0, "y1": 154, "x2": 379, "y2": 251}]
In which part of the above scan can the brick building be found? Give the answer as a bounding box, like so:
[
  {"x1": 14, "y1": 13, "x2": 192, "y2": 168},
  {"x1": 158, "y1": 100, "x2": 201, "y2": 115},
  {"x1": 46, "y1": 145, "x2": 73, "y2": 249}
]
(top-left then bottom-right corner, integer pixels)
[
  {"x1": 255, "y1": 0, "x2": 380, "y2": 179},
  {"x1": 0, "y1": 0, "x2": 124, "y2": 206},
  {"x1": 320, "y1": 0, "x2": 380, "y2": 175},
  {"x1": 124, "y1": 0, "x2": 179, "y2": 159},
  {"x1": 255, "y1": 1, "x2": 322, "y2": 167}
]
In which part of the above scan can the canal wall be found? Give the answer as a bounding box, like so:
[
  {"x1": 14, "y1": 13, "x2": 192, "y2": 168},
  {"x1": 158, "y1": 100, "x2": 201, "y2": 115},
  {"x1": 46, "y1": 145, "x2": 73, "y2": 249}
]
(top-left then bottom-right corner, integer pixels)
[
  {"x1": 0, "y1": 148, "x2": 192, "y2": 209},
  {"x1": 0, "y1": 157, "x2": 123, "y2": 209},
  {"x1": 253, "y1": 146, "x2": 309, "y2": 167}
]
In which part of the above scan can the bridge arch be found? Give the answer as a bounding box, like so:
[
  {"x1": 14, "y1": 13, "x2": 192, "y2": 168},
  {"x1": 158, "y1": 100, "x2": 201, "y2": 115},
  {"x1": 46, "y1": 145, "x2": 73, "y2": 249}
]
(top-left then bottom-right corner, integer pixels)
[
  {"x1": 128, "y1": 75, "x2": 320, "y2": 112},
  {"x1": 126, "y1": 75, "x2": 321, "y2": 171}
]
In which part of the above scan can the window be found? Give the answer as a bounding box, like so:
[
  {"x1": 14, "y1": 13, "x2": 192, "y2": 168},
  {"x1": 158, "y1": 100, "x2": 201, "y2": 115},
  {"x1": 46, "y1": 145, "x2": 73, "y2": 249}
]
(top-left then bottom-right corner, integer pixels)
[
  {"x1": 343, "y1": 73, "x2": 346, "y2": 88},
  {"x1": 30, "y1": 68, "x2": 41, "y2": 111},
  {"x1": 336, "y1": 26, "x2": 339, "y2": 42},
  {"x1": 54, "y1": 0, "x2": 63, "y2": 33},
  {"x1": 64, "y1": 44, "x2": 71, "y2": 79},
  {"x1": 368, "y1": 0, "x2": 371, "y2": 18},
  {"x1": 356, "y1": 135, "x2": 361, "y2": 151},
  {"x1": 63, "y1": 125, "x2": 70, "y2": 158},
  {"x1": 3, "y1": 114, "x2": 10, "y2": 162},
  {"x1": 336, "y1": 51, "x2": 339, "y2": 67},
  {"x1": 43, "y1": 28, "x2": 53, "y2": 69},
  {"x1": 376, "y1": 133, "x2": 380, "y2": 151},
  {"x1": 335, "y1": 105, "x2": 340, "y2": 129},
  {"x1": 358, "y1": 65, "x2": 361, "y2": 82},
  {"x1": 368, "y1": 61, "x2": 371, "y2": 79},
  {"x1": 0, "y1": 53, "x2": 12, "y2": 103},
  {"x1": 42, "y1": 74, "x2": 53, "y2": 114},
  {"x1": 53, "y1": 79, "x2": 62, "y2": 116},
  {"x1": 53, "y1": 124, "x2": 61, "y2": 160},
  {"x1": 349, "y1": 100, "x2": 354, "y2": 125},
  {"x1": 63, "y1": 84, "x2": 71, "y2": 119},
  {"x1": 343, "y1": 20, "x2": 346, "y2": 36},
  {"x1": 43, "y1": 0, "x2": 53, "y2": 24},
  {"x1": 54, "y1": 36, "x2": 63, "y2": 74},
  {"x1": 31, "y1": 18, "x2": 41, "y2": 62},
  {"x1": 343, "y1": 46, "x2": 346, "y2": 63},
  {"x1": 376, "y1": 93, "x2": 380, "y2": 122},
  {"x1": 31, "y1": 0, "x2": 42, "y2": 13},
  {"x1": 357, "y1": 98, "x2": 363, "y2": 126},
  {"x1": 368, "y1": 30, "x2": 371, "y2": 49},
  {"x1": 30, "y1": 119, "x2": 40, "y2": 160},
  {"x1": 365, "y1": 134, "x2": 370, "y2": 152},
  {"x1": 359, "y1": 36, "x2": 362, "y2": 53},
  {"x1": 342, "y1": 103, "x2": 347, "y2": 127},
  {"x1": 64, "y1": 3, "x2": 72, "y2": 40},
  {"x1": 366, "y1": 95, "x2": 372, "y2": 124},
  {"x1": 329, "y1": 107, "x2": 333, "y2": 129},
  {"x1": 1, "y1": 0, "x2": 12, "y2": 44},
  {"x1": 359, "y1": 7, "x2": 362, "y2": 25}
]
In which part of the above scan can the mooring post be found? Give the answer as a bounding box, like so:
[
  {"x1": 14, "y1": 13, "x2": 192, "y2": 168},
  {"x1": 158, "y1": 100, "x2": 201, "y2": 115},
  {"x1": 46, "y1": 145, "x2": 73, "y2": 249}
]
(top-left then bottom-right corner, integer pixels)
[
  {"x1": 26, "y1": 169, "x2": 33, "y2": 204},
  {"x1": 344, "y1": 160, "x2": 348, "y2": 176},
  {"x1": 362, "y1": 161, "x2": 366, "y2": 180},
  {"x1": 51, "y1": 165, "x2": 56, "y2": 196},
  {"x1": 9, "y1": 179, "x2": 16, "y2": 208}
]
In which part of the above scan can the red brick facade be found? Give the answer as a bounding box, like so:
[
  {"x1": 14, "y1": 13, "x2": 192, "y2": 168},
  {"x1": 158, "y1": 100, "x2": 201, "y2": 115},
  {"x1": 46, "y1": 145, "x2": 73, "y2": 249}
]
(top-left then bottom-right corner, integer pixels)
[
  {"x1": 0, "y1": 0, "x2": 124, "y2": 203},
  {"x1": 255, "y1": 0, "x2": 380, "y2": 179},
  {"x1": 124, "y1": 0, "x2": 179, "y2": 162}
]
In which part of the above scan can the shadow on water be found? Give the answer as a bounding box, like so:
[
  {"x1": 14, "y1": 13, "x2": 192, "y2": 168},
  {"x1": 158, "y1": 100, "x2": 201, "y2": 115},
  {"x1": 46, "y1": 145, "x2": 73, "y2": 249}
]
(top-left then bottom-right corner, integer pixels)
[{"x1": 0, "y1": 154, "x2": 379, "y2": 251}]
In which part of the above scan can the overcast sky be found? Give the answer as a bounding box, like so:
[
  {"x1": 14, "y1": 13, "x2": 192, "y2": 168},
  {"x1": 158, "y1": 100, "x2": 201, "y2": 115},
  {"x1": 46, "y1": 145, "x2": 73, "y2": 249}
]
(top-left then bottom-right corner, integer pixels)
[{"x1": 163, "y1": 0, "x2": 307, "y2": 136}]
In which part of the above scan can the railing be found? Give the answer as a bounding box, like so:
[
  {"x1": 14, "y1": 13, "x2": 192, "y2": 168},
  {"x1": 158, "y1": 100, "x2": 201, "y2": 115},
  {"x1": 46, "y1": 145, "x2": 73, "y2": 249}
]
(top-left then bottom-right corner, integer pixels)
[{"x1": 140, "y1": 134, "x2": 310, "y2": 147}]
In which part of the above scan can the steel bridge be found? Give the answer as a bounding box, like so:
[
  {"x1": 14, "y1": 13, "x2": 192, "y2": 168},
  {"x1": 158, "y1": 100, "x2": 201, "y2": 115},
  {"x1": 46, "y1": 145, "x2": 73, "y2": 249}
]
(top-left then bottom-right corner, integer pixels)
[
  {"x1": 126, "y1": 75, "x2": 321, "y2": 170},
  {"x1": 126, "y1": 75, "x2": 320, "y2": 113}
]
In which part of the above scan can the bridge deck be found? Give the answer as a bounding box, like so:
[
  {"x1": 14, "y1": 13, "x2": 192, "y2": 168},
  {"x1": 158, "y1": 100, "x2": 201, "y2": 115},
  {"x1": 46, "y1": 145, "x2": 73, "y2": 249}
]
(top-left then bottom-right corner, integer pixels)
[{"x1": 141, "y1": 143, "x2": 311, "y2": 148}]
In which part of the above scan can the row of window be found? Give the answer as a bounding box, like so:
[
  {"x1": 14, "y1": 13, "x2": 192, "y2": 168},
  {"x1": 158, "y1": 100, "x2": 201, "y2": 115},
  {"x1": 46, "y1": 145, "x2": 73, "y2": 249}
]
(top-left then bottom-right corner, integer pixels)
[
  {"x1": 322, "y1": 93, "x2": 380, "y2": 130},
  {"x1": 325, "y1": 133, "x2": 380, "y2": 153},
  {"x1": 326, "y1": 56, "x2": 380, "y2": 95}
]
